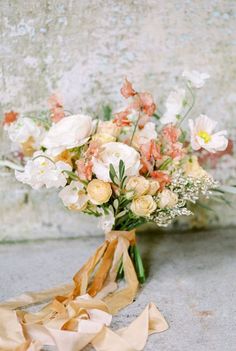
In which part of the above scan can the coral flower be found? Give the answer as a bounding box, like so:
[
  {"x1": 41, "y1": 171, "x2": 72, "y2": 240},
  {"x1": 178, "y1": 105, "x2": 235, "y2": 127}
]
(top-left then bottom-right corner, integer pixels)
[
  {"x1": 48, "y1": 94, "x2": 65, "y2": 123},
  {"x1": 120, "y1": 78, "x2": 136, "y2": 98},
  {"x1": 113, "y1": 111, "x2": 132, "y2": 127},
  {"x1": 3, "y1": 111, "x2": 19, "y2": 125},
  {"x1": 76, "y1": 159, "x2": 93, "y2": 181},
  {"x1": 140, "y1": 140, "x2": 162, "y2": 162},
  {"x1": 131, "y1": 93, "x2": 156, "y2": 117},
  {"x1": 162, "y1": 124, "x2": 181, "y2": 144},
  {"x1": 151, "y1": 171, "x2": 171, "y2": 190}
]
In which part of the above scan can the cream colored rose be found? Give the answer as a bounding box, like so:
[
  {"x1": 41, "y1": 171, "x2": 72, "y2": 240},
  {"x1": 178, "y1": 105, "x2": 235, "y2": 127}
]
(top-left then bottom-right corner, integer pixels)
[
  {"x1": 184, "y1": 156, "x2": 207, "y2": 178},
  {"x1": 126, "y1": 176, "x2": 150, "y2": 197},
  {"x1": 92, "y1": 133, "x2": 116, "y2": 145},
  {"x1": 158, "y1": 189, "x2": 178, "y2": 209},
  {"x1": 147, "y1": 179, "x2": 160, "y2": 195},
  {"x1": 87, "y1": 179, "x2": 112, "y2": 205},
  {"x1": 130, "y1": 195, "x2": 157, "y2": 216},
  {"x1": 42, "y1": 114, "x2": 93, "y2": 156},
  {"x1": 97, "y1": 120, "x2": 121, "y2": 138},
  {"x1": 92, "y1": 142, "x2": 140, "y2": 182}
]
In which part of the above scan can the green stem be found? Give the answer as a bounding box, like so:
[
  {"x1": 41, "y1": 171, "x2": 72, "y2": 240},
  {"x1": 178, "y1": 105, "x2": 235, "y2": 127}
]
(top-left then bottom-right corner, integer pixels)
[
  {"x1": 116, "y1": 258, "x2": 124, "y2": 280},
  {"x1": 178, "y1": 83, "x2": 195, "y2": 127},
  {"x1": 133, "y1": 244, "x2": 146, "y2": 284}
]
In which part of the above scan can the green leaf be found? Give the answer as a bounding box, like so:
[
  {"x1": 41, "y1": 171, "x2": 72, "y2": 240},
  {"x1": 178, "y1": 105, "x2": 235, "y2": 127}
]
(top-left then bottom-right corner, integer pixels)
[
  {"x1": 153, "y1": 113, "x2": 161, "y2": 120},
  {"x1": 102, "y1": 105, "x2": 112, "y2": 121},
  {"x1": 218, "y1": 185, "x2": 236, "y2": 194},
  {"x1": 118, "y1": 159, "x2": 125, "y2": 181},
  {"x1": 159, "y1": 158, "x2": 172, "y2": 170},
  {"x1": 113, "y1": 199, "x2": 119, "y2": 210},
  {"x1": 109, "y1": 163, "x2": 119, "y2": 185},
  {"x1": 63, "y1": 170, "x2": 80, "y2": 181}
]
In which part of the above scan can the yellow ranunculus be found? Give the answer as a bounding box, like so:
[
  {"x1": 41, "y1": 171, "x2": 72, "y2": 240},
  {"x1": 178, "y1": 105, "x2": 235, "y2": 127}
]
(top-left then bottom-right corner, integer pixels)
[
  {"x1": 87, "y1": 179, "x2": 112, "y2": 205},
  {"x1": 184, "y1": 156, "x2": 207, "y2": 178},
  {"x1": 126, "y1": 176, "x2": 150, "y2": 197},
  {"x1": 147, "y1": 179, "x2": 160, "y2": 195},
  {"x1": 130, "y1": 195, "x2": 157, "y2": 217},
  {"x1": 92, "y1": 133, "x2": 116, "y2": 145},
  {"x1": 97, "y1": 120, "x2": 121, "y2": 137}
]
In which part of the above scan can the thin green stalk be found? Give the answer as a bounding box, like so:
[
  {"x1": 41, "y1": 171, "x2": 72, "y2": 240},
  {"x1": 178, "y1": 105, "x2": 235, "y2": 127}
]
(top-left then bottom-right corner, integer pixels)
[{"x1": 178, "y1": 83, "x2": 195, "y2": 127}]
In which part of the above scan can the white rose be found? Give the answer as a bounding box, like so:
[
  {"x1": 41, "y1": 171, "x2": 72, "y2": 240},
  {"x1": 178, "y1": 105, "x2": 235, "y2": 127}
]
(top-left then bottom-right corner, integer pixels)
[
  {"x1": 42, "y1": 114, "x2": 93, "y2": 156},
  {"x1": 158, "y1": 189, "x2": 178, "y2": 209},
  {"x1": 59, "y1": 181, "x2": 88, "y2": 211},
  {"x1": 160, "y1": 88, "x2": 185, "y2": 125},
  {"x1": 92, "y1": 142, "x2": 140, "y2": 182},
  {"x1": 132, "y1": 122, "x2": 157, "y2": 148},
  {"x1": 15, "y1": 152, "x2": 71, "y2": 190},
  {"x1": 182, "y1": 70, "x2": 210, "y2": 88}
]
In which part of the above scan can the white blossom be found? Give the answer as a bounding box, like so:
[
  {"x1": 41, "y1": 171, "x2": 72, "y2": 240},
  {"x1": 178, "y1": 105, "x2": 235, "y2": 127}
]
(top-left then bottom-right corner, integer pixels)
[
  {"x1": 189, "y1": 115, "x2": 228, "y2": 153},
  {"x1": 15, "y1": 152, "x2": 71, "y2": 189},
  {"x1": 160, "y1": 88, "x2": 185, "y2": 124},
  {"x1": 182, "y1": 70, "x2": 210, "y2": 88},
  {"x1": 92, "y1": 142, "x2": 140, "y2": 182},
  {"x1": 42, "y1": 114, "x2": 93, "y2": 156}
]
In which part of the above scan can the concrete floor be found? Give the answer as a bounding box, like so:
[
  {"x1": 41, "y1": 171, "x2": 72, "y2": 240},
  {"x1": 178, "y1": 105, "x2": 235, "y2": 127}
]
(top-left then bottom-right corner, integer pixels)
[{"x1": 0, "y1": 228, "x2": 236, "y2": 351}]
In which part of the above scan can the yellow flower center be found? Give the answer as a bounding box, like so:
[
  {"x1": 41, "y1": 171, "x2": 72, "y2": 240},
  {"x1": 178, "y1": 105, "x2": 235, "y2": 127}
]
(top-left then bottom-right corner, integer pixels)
[{"x1": 198, "y1": 131, "x2": 212, "y2": 143}]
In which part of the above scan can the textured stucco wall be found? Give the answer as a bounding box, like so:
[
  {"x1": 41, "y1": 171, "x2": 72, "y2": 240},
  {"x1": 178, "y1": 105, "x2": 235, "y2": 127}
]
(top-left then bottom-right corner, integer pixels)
[{"x1": 0, "y1": 0, "x2": 236, "y2": 240}]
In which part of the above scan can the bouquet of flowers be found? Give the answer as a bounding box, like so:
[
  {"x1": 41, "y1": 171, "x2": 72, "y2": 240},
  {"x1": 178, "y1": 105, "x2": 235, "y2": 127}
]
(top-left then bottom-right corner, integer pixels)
[{"x1": 0, "y1": 71, "x2": 231, "y2": 351}]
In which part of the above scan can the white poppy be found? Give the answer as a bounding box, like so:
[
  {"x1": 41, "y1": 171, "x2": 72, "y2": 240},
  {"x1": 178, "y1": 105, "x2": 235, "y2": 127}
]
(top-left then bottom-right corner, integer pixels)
[
  {"x1": 182, "y1": 70, "x2": 210, "y2": 88},
  {"x1": 160, "y1": 88, "x2": 185, "y2": 124},
  {"x1": 42, "y1": 114, "x2": 93, "y2": 156},
  {"x1": 132, "y1": 122, "x2": 157, "y2": 147},
  {"x1": 5, "y1": 117, "x2": 45, "y2": 148},
  {"x1": 98, "y1": 208, "x2": 115, "y2": 233},
  {"x1": 92, "y1": 142, "x2": 140, "y2": 182},
  {"x1": 189, "y1": 115, "x2": 228, "y2": 153},
  {"x1": 15, "y1": 152, "x2": 71, "y2": 189},
  {"x1": 59, "y1": 181, "x2": 89, "y2": 211}
]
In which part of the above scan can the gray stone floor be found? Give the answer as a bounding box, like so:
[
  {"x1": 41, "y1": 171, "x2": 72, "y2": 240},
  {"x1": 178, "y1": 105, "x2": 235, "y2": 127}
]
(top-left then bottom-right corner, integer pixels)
[{"x1": 0, "y1": 228, "x2": 236, "y2": 351}]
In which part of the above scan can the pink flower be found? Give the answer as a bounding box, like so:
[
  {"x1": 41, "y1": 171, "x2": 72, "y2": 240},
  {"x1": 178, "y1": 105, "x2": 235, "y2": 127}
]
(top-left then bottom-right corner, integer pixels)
[
  {"x1": 48, "y1": 94, "x2": 65, "y2": 123},
  {"x1": 76, "y1": 159, "x2": 93, "y2": 181},
  {"x1": 151, "y1": 171, "x2": 171, "y2": 190},
  {"x1": 3, "y1": 111, "x2": 19, "y2": 125},
  {"x1": 139, "y1": 93, "x2": 156, "y2": 116},
  {"x1": 120, "y1": 78, "x2": 136, "y2": 98},
  {"x1": 113, "y1": 111, "x2": 132, "y2": 127},
  {"x1": 129, "y1": 93, "x2": 156, "y2": 117},
  {"x1": 140, "y1": 140, "x2": 162, "y2": 174},
  {"x1": 86, "y1": 140, "x2": 100, "y2": 158},
  {"x1": 162, "y1": 125, "x2": 181, "y2": 144}
]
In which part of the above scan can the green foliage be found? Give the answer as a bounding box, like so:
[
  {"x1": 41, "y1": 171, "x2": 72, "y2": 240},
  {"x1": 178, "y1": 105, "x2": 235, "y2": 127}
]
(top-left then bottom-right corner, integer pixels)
[{"x1": 102, "y1": 105, "x2": 113, "y2": 121}]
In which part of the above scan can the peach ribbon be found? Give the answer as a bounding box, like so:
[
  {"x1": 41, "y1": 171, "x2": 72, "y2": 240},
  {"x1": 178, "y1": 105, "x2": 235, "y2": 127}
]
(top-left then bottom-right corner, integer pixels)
[{"x1": 0, "y1": 230, "x2": 168, "y2": 351}]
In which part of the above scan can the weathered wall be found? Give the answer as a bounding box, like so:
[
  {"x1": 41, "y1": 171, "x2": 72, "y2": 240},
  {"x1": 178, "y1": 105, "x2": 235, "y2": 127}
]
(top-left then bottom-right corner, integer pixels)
[{"x1": 0, "y1": 0, "x2": 236, "y2": 240}]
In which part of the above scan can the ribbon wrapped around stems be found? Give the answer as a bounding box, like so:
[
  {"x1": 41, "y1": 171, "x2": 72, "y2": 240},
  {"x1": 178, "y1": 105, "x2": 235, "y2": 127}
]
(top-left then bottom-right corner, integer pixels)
[{"x1": 0, "y1": 230, "x2": 168, "y2": 351}]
